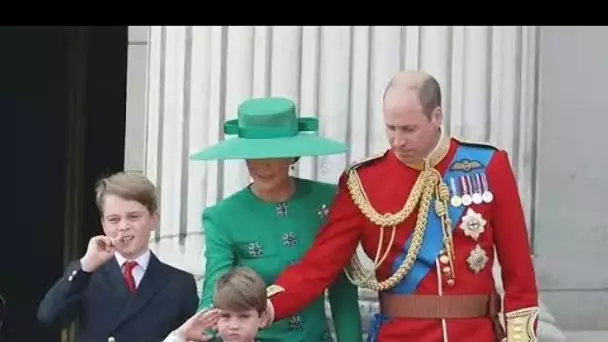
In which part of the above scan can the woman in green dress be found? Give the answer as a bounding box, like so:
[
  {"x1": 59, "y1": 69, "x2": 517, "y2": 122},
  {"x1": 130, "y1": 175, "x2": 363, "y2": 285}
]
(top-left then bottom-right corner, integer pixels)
[{"x1": 190, "y1": 97, "x2": 363, "y2": 342}]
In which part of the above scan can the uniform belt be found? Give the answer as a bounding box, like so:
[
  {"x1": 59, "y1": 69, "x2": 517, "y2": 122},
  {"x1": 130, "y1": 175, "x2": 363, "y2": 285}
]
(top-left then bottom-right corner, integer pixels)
[{"x1": 379, "y1": 292, "x2": 501, "y2": 319}]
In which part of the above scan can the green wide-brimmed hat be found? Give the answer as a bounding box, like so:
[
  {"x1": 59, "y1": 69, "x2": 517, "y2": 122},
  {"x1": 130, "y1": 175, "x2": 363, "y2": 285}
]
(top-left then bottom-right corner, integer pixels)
[{"x1": 190, "y1": 97, "x2": 348, "y2": 160}]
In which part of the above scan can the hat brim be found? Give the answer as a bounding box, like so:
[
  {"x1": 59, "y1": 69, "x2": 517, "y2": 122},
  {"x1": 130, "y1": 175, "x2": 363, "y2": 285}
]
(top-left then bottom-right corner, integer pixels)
[{"x1": 190, "y1": 133, "x2": 348, "y2": 160}]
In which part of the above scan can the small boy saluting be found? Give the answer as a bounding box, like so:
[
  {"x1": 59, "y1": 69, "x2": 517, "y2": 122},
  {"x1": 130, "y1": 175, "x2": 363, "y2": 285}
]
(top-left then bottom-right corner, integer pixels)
[{"x1": 167, "y1": 267, "x2": 271, "y2": 342}]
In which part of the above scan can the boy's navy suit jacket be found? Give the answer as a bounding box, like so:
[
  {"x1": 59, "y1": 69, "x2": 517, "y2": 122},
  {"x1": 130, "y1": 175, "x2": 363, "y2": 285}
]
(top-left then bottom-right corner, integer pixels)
[{"x1": 38, "y1": 252, "x2": 198, "y2": 342}]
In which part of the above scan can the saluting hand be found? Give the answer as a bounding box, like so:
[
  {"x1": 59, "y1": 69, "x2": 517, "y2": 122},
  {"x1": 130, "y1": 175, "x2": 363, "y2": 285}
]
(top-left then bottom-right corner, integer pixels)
[
  {"x1": 175, "y1": 308, "x2": 220, "y2": 341},
  {"x1": 80, "y1": 235, "x2": 116, "y2": 272}
]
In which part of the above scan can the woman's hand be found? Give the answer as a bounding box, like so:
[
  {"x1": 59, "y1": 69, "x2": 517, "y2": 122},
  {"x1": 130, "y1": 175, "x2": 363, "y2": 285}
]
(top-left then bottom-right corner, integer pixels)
[
  {"x1": 260, "y1": 299, "x2": 275, "y2": 328},
  {"x1": 175, "y1": 308, "x2": 221, "y2": 341}
]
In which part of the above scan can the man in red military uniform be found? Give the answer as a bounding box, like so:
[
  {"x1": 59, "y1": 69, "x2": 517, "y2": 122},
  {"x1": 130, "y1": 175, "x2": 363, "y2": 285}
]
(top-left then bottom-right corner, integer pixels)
[{"x1": 262, "y1": 70, "x2": 539, "y2": 342}]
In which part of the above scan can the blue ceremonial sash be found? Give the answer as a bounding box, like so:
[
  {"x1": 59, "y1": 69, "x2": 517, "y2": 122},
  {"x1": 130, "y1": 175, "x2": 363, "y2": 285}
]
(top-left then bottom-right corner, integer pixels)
[{"x1": 390, "y1": 144, "x2": 495, "y2": 294}]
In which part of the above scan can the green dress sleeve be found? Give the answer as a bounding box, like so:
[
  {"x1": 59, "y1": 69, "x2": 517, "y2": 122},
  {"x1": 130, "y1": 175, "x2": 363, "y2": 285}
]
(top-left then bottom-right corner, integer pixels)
[
  {"x1": 327, "y1": 269, "x2": 364, "y2": 342},
  {"x1": 198, "y1": 207, "x2": 234, "y2": 311}
]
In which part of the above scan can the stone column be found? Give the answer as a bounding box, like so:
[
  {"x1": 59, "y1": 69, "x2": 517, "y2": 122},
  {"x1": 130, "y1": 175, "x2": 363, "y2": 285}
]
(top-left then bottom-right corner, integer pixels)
[{"x1": 134, "y1": 25, "x2": 565, "y2": 341}]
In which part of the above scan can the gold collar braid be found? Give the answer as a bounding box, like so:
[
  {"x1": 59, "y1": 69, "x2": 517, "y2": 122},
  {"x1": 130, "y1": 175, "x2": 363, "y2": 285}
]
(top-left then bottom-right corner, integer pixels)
[{"x1": 344, "y1": 134, "x2": 456, "y2": 291}]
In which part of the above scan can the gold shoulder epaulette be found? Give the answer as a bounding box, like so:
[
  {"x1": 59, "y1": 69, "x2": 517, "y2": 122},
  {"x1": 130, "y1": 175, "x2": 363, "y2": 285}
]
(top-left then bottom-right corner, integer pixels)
[
  {"x1": 347, "y1": 150, "x2": 388, "y2": 172},
  {"x1": 453, "y1": 136, "x2": 500, "y2": 151},
  {"x1": 266, "y1": 284, "x2": 285, "y2": 298}
]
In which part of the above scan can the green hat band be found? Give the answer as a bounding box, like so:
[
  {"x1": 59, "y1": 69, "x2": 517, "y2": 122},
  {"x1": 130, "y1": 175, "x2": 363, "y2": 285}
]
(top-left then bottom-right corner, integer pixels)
[
  {"x1": 224, "y1": 117, "x2": 318, "y2": 139},
  {"x1": 190, "y1": 97, "x2": 348, "y2": 161}
]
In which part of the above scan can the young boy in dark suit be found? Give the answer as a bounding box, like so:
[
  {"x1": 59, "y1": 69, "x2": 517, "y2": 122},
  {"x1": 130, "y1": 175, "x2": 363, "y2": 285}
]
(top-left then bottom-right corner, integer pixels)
[
  {"x1": 166, "y1": 267, "x2": 271, "y2": 342},
  {"x1": 38, "y1": 171, "x2": 199, "y2": 341}
]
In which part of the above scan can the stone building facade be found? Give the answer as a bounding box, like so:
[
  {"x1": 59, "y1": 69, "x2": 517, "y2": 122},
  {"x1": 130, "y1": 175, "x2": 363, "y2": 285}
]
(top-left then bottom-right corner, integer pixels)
[{"x1": 125, "y1": 26, "x2": 608, "y2": 341}]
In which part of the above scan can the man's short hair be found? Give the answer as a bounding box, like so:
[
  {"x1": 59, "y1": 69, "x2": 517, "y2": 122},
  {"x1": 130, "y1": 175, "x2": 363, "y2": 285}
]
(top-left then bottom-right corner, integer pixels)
[
  {"x1": 383, "y1": 72, "x2": 442, "y2": 117},
  {"x1": 214, "y1": 267, "x2": 267, "y2": 315},
  {"x1": 94, "y1": 171, "x2": 158, "y2": 214},
  {"x1": 417, "y1": 76, "x2": 442, "y2": 115}
]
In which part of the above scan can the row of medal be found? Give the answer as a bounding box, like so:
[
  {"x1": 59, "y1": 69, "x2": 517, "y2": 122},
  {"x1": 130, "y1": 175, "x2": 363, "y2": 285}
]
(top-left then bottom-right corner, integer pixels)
[{"x1": 449, "y1": 172, "x2": 494, "y2": 207}]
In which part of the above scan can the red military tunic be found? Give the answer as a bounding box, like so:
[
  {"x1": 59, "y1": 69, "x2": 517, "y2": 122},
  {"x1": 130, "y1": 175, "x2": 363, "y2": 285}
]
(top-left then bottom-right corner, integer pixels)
[{"x1": 266, "y1": 136, "x2": 539, "y2": 342}]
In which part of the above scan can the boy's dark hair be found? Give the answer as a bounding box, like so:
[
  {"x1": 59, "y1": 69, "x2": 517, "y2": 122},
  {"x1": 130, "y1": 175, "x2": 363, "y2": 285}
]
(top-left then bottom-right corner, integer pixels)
[{"x1": 213, "y1": 267, "x2": 267, "y2": 315}]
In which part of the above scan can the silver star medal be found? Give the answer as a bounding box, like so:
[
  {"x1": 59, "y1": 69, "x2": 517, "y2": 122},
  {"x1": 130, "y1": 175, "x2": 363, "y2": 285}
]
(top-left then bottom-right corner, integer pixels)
[
  {"x1": 467, "y1": 244, "x2": 489, "y2": 274},
  {"x1": 459, "y1": 208, "x2": 487, "y2": 241}
]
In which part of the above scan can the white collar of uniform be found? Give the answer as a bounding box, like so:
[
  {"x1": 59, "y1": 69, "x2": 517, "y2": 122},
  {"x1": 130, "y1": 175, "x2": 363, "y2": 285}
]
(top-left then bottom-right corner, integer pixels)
[{"x1": 115, "y1": 249, "x2": 151, "y2": 271}]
